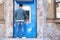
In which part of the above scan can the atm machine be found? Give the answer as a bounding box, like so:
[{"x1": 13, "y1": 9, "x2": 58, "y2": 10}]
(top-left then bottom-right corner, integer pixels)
[{"x1": 13, "y1": 0, "x2": 37, "y2": 38}]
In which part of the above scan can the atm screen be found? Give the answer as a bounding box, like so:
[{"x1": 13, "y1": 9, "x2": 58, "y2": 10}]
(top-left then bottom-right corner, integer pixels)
[
  {"x1": 22, "y1": 6, "x2": 31, "y2": 23},
  {"x1": 25, "y1": 11, "x2": 30, "y2": 22}
]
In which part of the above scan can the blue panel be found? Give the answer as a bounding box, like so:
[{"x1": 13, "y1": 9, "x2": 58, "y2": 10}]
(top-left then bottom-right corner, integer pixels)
[
  {"x1": 23, "y1": 0, "x2": 37, "y2": 38},
  {"x1": 15, "y1": 0, "x2": 34, "y2": 3},
  {"x1": 13, "y1": 0, "x2": 37, "y2": 38},
  {"x1": 13, "y1": 20, "x2": 18, "y2": 38}
]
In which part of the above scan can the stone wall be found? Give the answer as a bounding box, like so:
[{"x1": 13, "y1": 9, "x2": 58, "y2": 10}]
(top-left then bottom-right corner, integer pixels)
[
  {"x1": 0, "y1": 0, "x2": 13, "y2": 38},
  {"x1": 46, "y1": 23, "x2": 60, "y2": 40},
  {"x1": 0, "y1": 0, "x2": 60, "y2": 40},
  {"x1": 0, "y1": 0, "x2": 48, "y2": 39},
  {"x1": 4, "y1": 0, "x2": 13, "y2": 38}
]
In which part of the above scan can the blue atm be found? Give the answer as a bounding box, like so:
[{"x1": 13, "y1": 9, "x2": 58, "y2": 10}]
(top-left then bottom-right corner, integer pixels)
[{"x1": 13, "y1": 0, "x2": 37, "y2": 38}]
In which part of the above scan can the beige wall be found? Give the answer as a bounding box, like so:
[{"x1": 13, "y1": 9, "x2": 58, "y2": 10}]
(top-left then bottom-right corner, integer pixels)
[
  {"x1": 0, "y1": 3, "x2": 5, "y2": 24},
  {"x1": 47, "y1": 0, "x2": 55, "y2": 19},
  {"x1": 0, "y1": 3, "x2": 4, "y2": 20}
]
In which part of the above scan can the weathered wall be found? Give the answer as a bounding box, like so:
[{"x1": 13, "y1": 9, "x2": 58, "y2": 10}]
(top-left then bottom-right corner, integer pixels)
[
  {"x1": 4, "y1": 0, "x2": 13, "y2": 38},
  {"x1": 0, "y1": 0, "x2": 60, "y2": 40}
]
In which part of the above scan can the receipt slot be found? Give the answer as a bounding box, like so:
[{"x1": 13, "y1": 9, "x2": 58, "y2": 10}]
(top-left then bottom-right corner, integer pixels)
[{"x1": 13, "y1": 0, "x2": 37, "y2": 38}]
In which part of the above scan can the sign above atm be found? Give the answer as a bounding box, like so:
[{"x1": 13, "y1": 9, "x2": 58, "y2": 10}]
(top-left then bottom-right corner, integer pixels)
[{"x1": 15, "y1": 0, "x2": 34, "y2": 3}]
